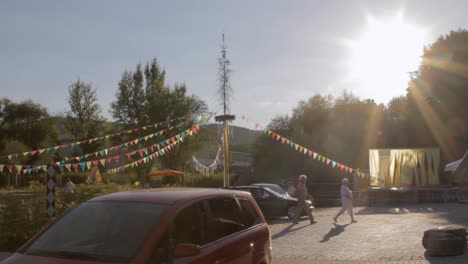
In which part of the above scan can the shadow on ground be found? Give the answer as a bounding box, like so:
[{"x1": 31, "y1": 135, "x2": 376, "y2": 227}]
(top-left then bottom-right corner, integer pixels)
[
  {"x1": 320, "y1": 223, "x2": 351, "y2": 243},
  {"x1": 271, "y1": 222, "x2": 311, "y2": 240}
]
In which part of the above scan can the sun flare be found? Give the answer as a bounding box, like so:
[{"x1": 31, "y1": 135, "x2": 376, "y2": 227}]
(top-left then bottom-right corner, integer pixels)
[{"x1": 348, "y1": 15, "x2": 428, "y2": 101}]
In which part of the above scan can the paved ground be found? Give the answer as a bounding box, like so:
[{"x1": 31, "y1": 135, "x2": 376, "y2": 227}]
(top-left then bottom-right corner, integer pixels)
[
  {"x1": 270, "y1": 203, "x2": 468, "y2": 264},
  {"x1": 1, "y1": 203, "x2": 467, "y2": 263}
]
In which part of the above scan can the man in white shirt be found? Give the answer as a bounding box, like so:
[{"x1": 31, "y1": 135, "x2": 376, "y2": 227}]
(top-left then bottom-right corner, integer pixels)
[{"x1": 333, "y1": 178, "x2": 357, "y2": 223}]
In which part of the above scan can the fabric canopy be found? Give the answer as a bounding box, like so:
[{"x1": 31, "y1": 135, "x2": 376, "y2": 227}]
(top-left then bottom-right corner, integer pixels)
[
  {"x1": 146, "y1": 170, "x2": 184, "y2": 177},
  {"x1": 445, "y1": 159, "x2": 463, "y2": 172},
  {"x1": 451, "y1": 150, "x2": 468, "y2": 185},
  {"x1": 369, "y1": 148, "x2": 440, "y2": 187}
]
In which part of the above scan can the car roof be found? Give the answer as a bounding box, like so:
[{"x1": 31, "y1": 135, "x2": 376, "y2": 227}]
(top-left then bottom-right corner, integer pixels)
[
  {"x1": 228, "y1": 185, "x2": 262, "y2": 189},
  {"x1": 252, "y1": 183, "x2": 280, "y2": 187},
  {"x1": 89, "y1": 188, "x2": 251, "y2": 205}
]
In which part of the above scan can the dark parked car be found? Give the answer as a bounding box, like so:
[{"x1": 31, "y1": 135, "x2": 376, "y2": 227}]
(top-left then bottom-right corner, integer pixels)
[
  {"x1": 226, "y1": 186, "x2": 313, "y2": 219},
  {"x1": 251, "y1": 183, "x2": 290, "y2": 197},
  {"x1": 2, "y1": 188, "x2": 272, "y2": 264}
]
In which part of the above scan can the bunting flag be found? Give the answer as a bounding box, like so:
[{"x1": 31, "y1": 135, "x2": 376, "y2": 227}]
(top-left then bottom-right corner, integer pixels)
[
  {"x1": 0, "y1": 125, "x2": 202, "y2": 175},
  {"x1": 192, "y1": 147, "x2": 223, "y2": 176},
  {"x1": 0, "y1": 113, "x2": 212, "y2": 160},
  {"x1": 241, "y1": 115, "x2": 371, "y2": 180}
]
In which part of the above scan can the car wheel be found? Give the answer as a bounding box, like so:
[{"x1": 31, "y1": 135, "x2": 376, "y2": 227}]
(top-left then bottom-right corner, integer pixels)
[{"x1": 287, "y1": 206, "x2": 296, "y2": 219}]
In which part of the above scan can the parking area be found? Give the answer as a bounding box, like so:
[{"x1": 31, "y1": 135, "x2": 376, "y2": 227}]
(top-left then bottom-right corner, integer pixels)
[
  {"x1": 1, "y1": 203, "x2": 467, "y2": 264},
  {"x1": 270, "y1": 203, "x2": 468, "y2": 264}
]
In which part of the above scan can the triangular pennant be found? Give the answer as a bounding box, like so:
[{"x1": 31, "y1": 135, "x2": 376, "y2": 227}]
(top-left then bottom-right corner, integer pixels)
[
  {"x1": 313, "y1": 153, "x2": 318, "y2": 159},
  {"x1": 99, "y1": 159, "x2": 106, "y2": 167},
  {"x1": 65, "y1": 164, "x2": 71, "y2": 171},
  {"x1": 332, "y1": 161, "x2": 337, "y2": 168},
  {"x1": 294, "y1": 144, "x2": 299, "y2": 151},
  {"x1": 72, "y1": 163, "x2": 79, "y2": 171},
  {"x1": 79, "y1": 162, "x2": 86, "y2": 172},
  {"x1": 126, "y1": 153, "x2": 132, "y2": 160},
  {"x1": 0, "y1": 165, "x2": 4, "y2": 172},
  {"x1": 299, "y1": 146, "x2": 304, "y2": 152},
  {"x1": 38, "y1": 149, "x2": 45, "y2": 154},
  {"x1": 92, "y1": 160, "x2": 99, "y2": 166},
  {"x1": 281, "y1": 137, "x2": 286, "y2": 144},
  {"x1": 30, "y1": 150, "x2": 37, "y2": 156},
  {"x1": 86, "y1": 162, "x2": 92, "y2": 169},
  {"x1": 15, "y1": 165, "x2": 22, "y2": 172},
  {"x1": 326, "y1": 159, "x2": 331, "y2": 165}
]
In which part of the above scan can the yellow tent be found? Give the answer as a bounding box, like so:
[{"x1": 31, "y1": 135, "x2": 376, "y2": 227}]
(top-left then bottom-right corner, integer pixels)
[
  {"x1": 369, "y1": 148, "x2": 440, "y2": 187},
  {"x1": 86, "y1": 167, "x2": 103, "y2": 184}
]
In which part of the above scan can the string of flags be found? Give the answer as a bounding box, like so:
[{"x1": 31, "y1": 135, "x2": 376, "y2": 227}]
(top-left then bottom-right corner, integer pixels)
[
  {"x1": 0, "y1": 113, "x2": 211, "y2": 160},
  {"x1": 57, "y1": 123, "x2": 185, "y2": 163},
  {"x1": 192, "y1": 147, "x2": 223, "y2": 176},
  {"x1": 106, "y1": 125, "x2": 200, "y2": 174},
  {"x1": 240, "y1": 115, "x2": 368, "y2": 179},
  {"x1": 0, "y1": 125, "x2": 201, "y2": 175}
]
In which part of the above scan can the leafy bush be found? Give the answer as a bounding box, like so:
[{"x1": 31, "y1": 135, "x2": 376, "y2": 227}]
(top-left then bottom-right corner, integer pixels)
[
  {"x1": 0, "y1": 183, "x2": 137, "y2": 251},
  {"x1": 191, "y1": 173, "x2": 224, "y2": 187}
]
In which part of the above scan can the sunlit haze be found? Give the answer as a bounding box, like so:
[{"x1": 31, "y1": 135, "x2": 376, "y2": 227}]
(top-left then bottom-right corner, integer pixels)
[
  {"x1": 347, "y1": 14, "x2": 428, "y2": 103},
  {"x1": 1, "y1": 1, "x2": 467, "y2": 125}
]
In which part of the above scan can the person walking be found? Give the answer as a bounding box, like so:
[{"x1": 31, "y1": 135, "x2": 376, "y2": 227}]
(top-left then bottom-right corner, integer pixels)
[
  {"x1": 293, "y1": 174, "x2": 315, "y2": 224},
  {"x1": 64, "y1": 178, "x2": 75, "y2": 194},
  {"x1": 333, "y1": 178, "x2": 357, "y2": 223}
]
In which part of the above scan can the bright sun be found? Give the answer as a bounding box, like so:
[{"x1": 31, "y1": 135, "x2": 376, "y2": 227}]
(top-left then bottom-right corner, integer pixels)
[{"x1": 348, "y1": 15, "x2": 428, "y2": 101}]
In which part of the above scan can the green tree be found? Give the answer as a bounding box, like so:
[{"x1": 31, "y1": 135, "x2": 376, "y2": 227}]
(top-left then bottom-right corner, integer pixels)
[
  {"x1": 0, "y1": 98, "x2": 58, "y2": 172},
  {"x1": 408, "y1": 29, "x2": 468, "y2": 160},
  {"x1": 111, "y1": 58, "x2": 207, "y2": 173},
  {"x1": 65, "y1": 79, "x2": 104, "y2": 153},
  {"x1": 0, "y1": 98, "x2": 56, "y2": 150},
  {"x1": 111, "y1": 65, "x2": 147, "y2": 128}
]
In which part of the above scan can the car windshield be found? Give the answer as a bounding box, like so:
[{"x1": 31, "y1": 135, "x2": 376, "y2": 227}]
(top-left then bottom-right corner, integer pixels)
[{"x1": 24, "y1": 201, "x2": 167, "y2": 262}]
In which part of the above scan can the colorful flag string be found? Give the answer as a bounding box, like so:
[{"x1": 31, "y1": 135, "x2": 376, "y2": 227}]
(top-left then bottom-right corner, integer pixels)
[
  {"x1": 1, "y1": 113, "x2": 212, "y2": 160},
  {"x1": 0, "y1": 125, "x2": 201, "y2": 175},
  {"x1": 192, "y1": 147, "x2": 223, "y2": 176},
  {"x1": 240, "y1": 115, "x2": 370, "y2": 179}
]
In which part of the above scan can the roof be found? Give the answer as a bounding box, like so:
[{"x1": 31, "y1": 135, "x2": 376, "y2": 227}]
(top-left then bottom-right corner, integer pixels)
[{"x1": 89, "y1": 188, "x2": 251, "y2": 205}]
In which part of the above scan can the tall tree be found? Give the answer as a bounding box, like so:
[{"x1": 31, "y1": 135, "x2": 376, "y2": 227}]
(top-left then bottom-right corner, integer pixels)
[
  {"x1": 408, "y1": 29, "x2": 468, "y2": 160},
  {"x1": 111, "y1": 58, "x2": 207, "y2": 172},
  {"x1": 111, "y1": 65, "x2": 147, "y2": 128},
  {"x1": 65, "y1": 79, "x2": 104, "y2": 152},
  {"x1": 0, "y1": 98, "x2": 57, "y2": 161}
]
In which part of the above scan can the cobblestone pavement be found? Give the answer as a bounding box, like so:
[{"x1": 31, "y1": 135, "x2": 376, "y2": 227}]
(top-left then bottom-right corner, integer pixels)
[{"x1": 270, "y1": 203, "x2": 468, "y2": 264}]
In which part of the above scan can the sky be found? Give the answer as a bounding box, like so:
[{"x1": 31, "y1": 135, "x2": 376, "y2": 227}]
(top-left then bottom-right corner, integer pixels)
[{"x1": 1, "y1": 0, "x2": 468, "y2": 127}]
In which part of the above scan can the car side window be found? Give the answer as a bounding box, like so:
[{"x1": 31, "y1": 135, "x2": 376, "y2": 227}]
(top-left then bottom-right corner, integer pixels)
[
  {"x1": 173, "y1": 202, "x2": 207, "y2": 245},
  {"x1": 238, "y1": 199, "x2": 262, "y2": 228},
  {"x1": 206, "y1": 197, "x2": 245, "y2": 243},
  {"x1": 252, "y1": 189, "x2": 270, "y2": 199}
]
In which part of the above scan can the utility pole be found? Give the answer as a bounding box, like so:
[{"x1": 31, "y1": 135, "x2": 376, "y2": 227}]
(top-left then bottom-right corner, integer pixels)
[{"x1": 215, "y1": 33, "x2": 235, "y2": 187}]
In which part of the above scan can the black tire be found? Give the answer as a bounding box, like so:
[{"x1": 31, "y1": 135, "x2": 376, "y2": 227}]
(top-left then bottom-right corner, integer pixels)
[{"x1": 287, "y1": 206, "x2": 296, "y2": 219}]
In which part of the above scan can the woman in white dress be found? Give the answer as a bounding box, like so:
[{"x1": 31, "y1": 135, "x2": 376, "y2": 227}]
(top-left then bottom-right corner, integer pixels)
[{"x1": 333, "y1": 178, "x2": 357, "y2": 223}]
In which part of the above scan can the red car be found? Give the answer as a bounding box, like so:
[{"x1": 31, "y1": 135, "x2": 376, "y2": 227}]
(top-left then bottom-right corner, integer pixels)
[{"x1": 2, "y1": 188, "x2": 272, "y2": 264}]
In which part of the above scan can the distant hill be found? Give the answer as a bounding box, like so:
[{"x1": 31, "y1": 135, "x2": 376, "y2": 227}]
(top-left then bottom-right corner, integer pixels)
[{"x1": 203, "y1": 124, "x2": 261, "y2": 146}]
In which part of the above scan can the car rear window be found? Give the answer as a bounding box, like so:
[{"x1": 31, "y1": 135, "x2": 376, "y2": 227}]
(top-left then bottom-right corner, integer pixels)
[{"x1": 24, "y1": 201, "x2": 166, "y2": 262}]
